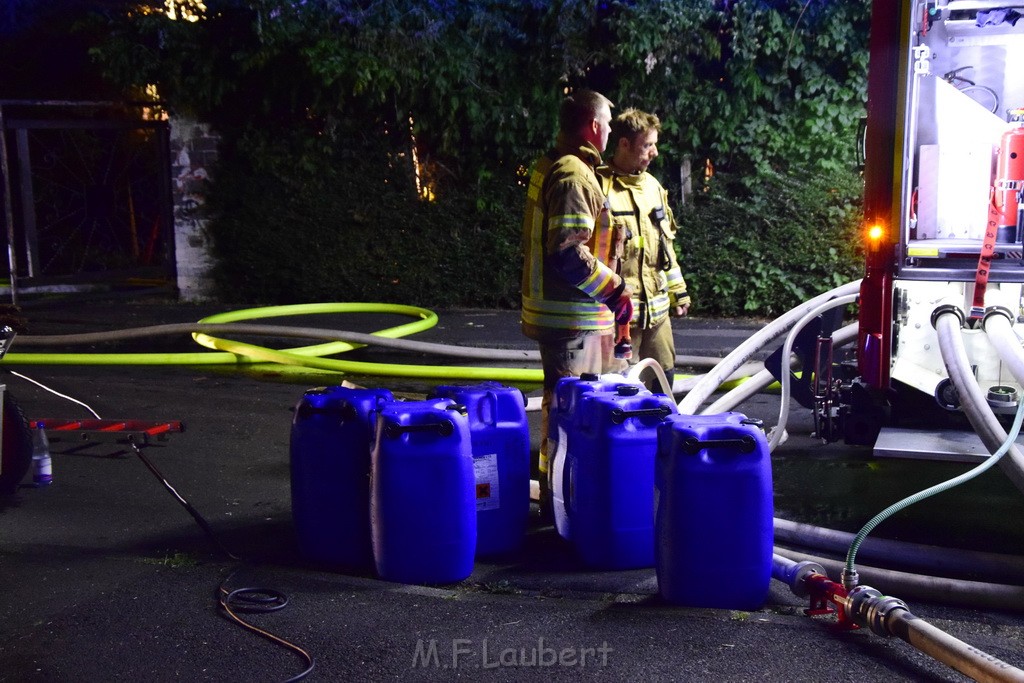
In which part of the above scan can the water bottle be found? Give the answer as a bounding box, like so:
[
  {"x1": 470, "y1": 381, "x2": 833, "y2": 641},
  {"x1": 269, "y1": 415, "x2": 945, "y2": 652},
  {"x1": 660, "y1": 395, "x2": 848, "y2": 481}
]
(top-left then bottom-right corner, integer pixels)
[{"x1": 32, "y1": 422, "x2": 52, "y2": 487}]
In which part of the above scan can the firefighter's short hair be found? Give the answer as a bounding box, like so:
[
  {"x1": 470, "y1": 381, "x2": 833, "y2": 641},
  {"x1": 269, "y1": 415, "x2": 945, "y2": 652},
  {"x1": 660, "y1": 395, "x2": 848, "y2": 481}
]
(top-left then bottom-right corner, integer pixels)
[
  {"x1": 610, "y1": 108, "x2": 661, "y2": 147},
  {"x1": 560, "y1": 89, "x2": 613, "y2": 135}
]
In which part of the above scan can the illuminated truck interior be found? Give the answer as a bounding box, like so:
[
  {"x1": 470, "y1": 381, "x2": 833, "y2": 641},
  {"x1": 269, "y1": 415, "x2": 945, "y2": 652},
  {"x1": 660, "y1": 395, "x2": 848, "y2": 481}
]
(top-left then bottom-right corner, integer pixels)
[{"x1": 832, "y1": 0, "x2": 1024, "y2": 459}]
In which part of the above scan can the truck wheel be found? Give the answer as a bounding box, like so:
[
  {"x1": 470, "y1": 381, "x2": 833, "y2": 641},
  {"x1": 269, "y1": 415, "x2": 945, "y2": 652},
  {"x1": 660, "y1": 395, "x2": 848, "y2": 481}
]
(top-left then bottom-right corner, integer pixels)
[{"x1": 0, "y1": 391, "x2": 34, "y2": 494}]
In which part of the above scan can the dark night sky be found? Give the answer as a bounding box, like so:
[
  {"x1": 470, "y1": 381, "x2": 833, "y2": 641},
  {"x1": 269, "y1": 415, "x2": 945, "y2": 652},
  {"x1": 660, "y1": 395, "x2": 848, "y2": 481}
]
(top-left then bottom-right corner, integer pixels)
[{"x1": 0, "y1": 0, "x2": 122, "y2": 99}]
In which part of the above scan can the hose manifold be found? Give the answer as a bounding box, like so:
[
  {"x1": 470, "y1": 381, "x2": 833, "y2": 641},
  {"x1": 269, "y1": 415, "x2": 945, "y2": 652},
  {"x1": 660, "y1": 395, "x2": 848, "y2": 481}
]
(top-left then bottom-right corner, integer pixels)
[{"x1": 930, "y1": 304, "x2": 965, "y2": 330}]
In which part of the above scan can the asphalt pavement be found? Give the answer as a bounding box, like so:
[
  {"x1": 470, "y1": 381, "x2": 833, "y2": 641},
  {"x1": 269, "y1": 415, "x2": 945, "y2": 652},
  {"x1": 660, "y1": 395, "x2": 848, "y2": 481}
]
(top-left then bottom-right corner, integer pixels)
[{"x1": 1, "y1": 296, "x2": 1022, "y2": 682}]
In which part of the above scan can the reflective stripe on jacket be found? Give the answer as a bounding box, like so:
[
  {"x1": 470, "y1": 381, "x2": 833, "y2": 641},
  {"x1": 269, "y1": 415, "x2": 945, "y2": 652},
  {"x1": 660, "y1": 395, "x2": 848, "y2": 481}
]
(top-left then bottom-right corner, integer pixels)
[
  {"x1": 597, "y1": 167, "x2": 691, "y2": 329},
  {"x1": 521, "y1": 138, "x2": 624, "y2": 338}
]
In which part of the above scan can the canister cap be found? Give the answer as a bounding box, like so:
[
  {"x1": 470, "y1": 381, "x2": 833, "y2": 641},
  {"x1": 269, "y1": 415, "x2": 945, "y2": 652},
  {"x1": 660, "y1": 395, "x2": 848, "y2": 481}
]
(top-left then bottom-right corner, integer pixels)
[{"x1": 616, "y1": 385, "x2": 641, "y2": 396}]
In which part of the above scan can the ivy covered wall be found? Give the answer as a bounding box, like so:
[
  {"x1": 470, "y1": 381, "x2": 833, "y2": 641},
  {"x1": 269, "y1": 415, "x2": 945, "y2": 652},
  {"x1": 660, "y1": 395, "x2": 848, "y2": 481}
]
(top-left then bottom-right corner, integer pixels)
[{"x1": 87, "y1": 0, "x2": 870, "y2": 314}]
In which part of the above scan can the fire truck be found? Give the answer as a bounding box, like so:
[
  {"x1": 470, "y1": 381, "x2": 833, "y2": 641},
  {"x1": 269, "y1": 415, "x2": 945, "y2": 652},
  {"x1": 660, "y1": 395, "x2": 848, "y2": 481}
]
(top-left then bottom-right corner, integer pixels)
[{"x1": 824, "y1": 0, "x2": 1024, "y2": 459}]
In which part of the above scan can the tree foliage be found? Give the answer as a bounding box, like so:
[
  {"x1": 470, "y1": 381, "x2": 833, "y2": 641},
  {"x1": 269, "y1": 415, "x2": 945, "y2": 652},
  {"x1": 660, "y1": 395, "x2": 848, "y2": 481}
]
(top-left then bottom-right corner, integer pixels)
[
  {"x1": 604, "y1": 0, "x2": 870, "y2": 176},
  {"x1": 83, "y1": 0, "x2": 871, "y2": 310},
  {"x1": 678, "y1": 167, "x2": 864, "y2": 317}
]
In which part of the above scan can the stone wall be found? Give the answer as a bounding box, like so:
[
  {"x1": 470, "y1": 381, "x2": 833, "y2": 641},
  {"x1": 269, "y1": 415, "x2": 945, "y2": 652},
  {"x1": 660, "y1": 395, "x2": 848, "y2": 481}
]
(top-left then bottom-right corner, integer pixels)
[{"x1": 169, "y1": 118, "x2": 219, "y2": 301}]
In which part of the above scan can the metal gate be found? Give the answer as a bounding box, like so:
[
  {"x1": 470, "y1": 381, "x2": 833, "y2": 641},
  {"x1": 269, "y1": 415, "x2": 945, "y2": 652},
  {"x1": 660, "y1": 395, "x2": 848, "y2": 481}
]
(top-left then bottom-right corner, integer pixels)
[{"x1": 0, "y1": 100, "x2": 176, "y2": 305}]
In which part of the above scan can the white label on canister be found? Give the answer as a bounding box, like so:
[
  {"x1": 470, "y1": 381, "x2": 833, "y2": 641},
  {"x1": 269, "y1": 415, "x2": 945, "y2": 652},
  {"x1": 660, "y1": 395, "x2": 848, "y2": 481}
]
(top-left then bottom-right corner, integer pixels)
[{"x1": 473, "y1": 453, "x2": 500, "y2": 511}]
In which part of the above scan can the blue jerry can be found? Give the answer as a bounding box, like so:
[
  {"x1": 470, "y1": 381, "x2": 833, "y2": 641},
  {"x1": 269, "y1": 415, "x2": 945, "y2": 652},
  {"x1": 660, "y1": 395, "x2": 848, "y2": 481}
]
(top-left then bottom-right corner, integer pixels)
[
  {"x1": 289, "y1": 385, "x2": 394, "y2": 570},
  {"x1": 557, "y1": 385, "x2": 677, "y2": 569},
  {"x1": 371, "y1": 399, "x2": 476, "y2": 584},
  {"x1": 431, "y1": 382, "x2": 531, "y2": 556},
  {"x1": 655, "y1": 412, "x2": 773, "y2": 610},
  {"x1": 550, "y1": 373, "x2": 643, "y2": 540}
]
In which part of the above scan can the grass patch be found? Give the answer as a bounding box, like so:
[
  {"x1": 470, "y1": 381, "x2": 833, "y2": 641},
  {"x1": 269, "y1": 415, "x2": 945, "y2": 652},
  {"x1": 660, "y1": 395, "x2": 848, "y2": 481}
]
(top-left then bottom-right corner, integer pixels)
[{"x1": 139, "y1": 550, "x2": 199, "y2": 569}]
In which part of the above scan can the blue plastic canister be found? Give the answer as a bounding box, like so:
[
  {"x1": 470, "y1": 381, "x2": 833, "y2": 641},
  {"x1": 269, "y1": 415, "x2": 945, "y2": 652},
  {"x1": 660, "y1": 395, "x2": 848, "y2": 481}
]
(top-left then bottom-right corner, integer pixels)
[
  {"x1": 430, "y1": 382, "x2": 530, "y2": 556},
  {"x1": 550, "y1": 373, "x2": 641, "y2": 444},
  {"x1": 550, "y1": 373, "x2": 643, "y2": 539},
  {"x1": 557, "y1": 385, "x2": 677, "y2": 569},
  {"x1": 655, "y1": 412, "x2": 773, "y2": 610},
  {"x1": 371, "y1": 399, "x2": 477, "y2": 584},
  {"x1": 289, "y1": 386, "x2": 394, "y2": 570}
]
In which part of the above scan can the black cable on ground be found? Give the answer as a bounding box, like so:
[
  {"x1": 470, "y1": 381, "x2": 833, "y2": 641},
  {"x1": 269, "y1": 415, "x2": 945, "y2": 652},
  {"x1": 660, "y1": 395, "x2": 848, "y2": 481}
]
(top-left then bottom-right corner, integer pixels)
[
  {"x1": 129, "y1": 439, "x2": 240, "y2": 562},
  {"x1": 128, "y1": 439, "x2": 315, "y2": 682},
  {"x1": 218, "y1": 567, "x2": 316, "y2": 683}
]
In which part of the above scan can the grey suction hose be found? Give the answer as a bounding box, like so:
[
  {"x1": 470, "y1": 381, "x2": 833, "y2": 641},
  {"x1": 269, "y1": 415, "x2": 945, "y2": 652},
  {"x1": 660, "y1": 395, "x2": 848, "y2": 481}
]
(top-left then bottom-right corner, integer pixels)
[
  {"x1": 676, "y1": 354, "x2": 742, "y2": 370},
  {"x1": 772, "y1": 553, "x2": 1024, "y2": 682},
  {"x1": 678, "y1": 279, "x2": 862, "y2": 415},
  {"x1": 935, "y1": 308, "x2": 1024, "y2": 495},
  {"x1": 17, "y1": 323, "x2": 542, "y2": 362},
  {"x1": 626, "y1": 357, "x2": 672, "y2": 394},
  {"x1": 983, "y1": 307, "x2": 1024, "y2": 388},
  {"x1": 774, "y1": 517, "x2": 1024, "y2": 586},
  {"x1": 774, "y1": 548, "x2": 1024, "y2": 610},
  {"x1": 15, "y1": 323, "x2": 734, "y2": 369}
]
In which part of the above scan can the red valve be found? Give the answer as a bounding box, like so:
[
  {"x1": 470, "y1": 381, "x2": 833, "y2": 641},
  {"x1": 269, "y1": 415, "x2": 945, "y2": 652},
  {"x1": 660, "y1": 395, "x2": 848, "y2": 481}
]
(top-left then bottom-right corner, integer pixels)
[{"x1": 803, "y1": 573, "x2": 861, "y2": 631}]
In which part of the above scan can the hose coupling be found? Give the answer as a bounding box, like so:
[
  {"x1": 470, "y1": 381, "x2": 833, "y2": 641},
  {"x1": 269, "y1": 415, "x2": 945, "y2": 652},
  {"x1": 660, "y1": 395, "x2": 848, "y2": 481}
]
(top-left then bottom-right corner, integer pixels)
[
  {"x1": 930, "y1": 304, "x2": 965, "y2": 330},
  {"x1": 847, "y1": 585, "x2": 909, "y2": 637},
  {"x1": 781, "y1": 560, "x2": 827, "y2": 598},
  {"x1": 981, "y1": 305, "x2": 1014, "y2": 329},
  {"x1": 841, "y1": 566, "x2": 860, "y2": 591}
]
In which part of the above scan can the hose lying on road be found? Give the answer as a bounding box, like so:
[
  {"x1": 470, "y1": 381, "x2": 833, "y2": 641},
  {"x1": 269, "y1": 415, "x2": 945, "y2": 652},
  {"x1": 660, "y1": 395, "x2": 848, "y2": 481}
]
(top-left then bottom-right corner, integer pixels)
[
  {"x1": 772, "y1": 553, "x2": 1024, "y2": 682},
  {"x1": 4, "y1": 303, "x2": 542, "y2": 382},
  {"x1": 774, "y1": 517, "x2": 1024, "y2": 586},
  {"x1": 4, "y1": 302, "x2": 737, "y2": 385},
  {"x1": 774, "y1": 546, "x2": 1024, "y2": 612}
]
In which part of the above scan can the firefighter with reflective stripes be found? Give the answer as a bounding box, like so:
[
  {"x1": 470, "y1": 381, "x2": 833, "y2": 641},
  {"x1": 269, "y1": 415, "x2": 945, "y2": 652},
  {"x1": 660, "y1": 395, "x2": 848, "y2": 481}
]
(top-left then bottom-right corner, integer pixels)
[
  {"x1": 598, "y1": 108, "x2": 691, "y2": 392},
  {"x1": 520, "y1": 90, "x2": 633, "y2": 516}
]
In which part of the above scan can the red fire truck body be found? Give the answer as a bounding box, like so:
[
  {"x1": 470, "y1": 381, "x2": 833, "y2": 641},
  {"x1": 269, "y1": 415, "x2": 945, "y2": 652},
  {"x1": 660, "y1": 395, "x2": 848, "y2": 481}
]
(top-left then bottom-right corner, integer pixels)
[{"x1": 841, "y1": 0, "x2": 1024, "y2": 458}]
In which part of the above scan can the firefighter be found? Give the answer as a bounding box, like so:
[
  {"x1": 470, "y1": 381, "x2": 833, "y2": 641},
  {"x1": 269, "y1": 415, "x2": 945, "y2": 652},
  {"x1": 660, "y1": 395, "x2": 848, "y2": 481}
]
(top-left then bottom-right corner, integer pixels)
[
  {"x1": 520, "y1": 90, "x2": 633, "y2": 519},
  {"x1": 598, "y1": 108, "x2": 691, "y2": 392}
]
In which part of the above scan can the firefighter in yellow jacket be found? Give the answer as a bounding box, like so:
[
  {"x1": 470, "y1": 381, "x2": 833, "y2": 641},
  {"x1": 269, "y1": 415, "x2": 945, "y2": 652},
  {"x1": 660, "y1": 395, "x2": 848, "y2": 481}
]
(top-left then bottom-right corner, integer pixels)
[
  {"x1": 521, "y1": 90, "x2": 633, "y2": 513},
  {"x1": 598, "y1": 108, "x2": 691, "y2": 392}
]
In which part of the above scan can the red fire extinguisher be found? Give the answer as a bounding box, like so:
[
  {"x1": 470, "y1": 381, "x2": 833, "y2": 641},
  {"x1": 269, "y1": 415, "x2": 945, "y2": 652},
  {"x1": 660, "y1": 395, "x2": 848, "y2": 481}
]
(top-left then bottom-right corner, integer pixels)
[{"x1": 993, "y1": 109, "x2": 1024, "y2": 242}]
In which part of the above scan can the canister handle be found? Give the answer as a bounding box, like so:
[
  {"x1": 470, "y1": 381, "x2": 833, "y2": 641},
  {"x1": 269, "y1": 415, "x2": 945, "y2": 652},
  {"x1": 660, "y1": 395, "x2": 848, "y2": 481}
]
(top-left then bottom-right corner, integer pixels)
[
  {"x1": 610, "y1": 406, "x2": 673, "y2": 424},
  {"x1": 681, "y1": 435, "x2": 756, "y2": 455},
  {"x1": 552, "y1": 425, "x2": 572, "y2": 527},
  {"x1": 383, "y1": 419, "x2": 455, "y2": 439}
]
